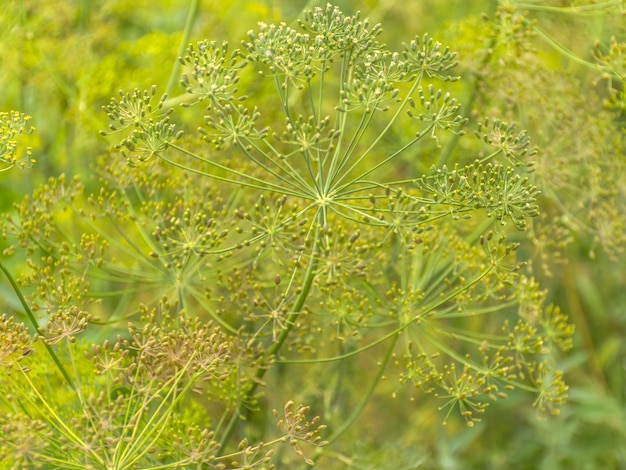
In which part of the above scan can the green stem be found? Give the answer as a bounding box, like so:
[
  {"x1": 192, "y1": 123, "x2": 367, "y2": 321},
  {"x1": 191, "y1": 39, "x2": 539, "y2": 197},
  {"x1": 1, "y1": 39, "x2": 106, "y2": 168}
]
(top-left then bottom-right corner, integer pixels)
[
  {"x1": 332, "y1": 76, "x2": 423, "y2": 190},
  {"x1": 514, "y1": 0, "x2": 622, "y2": 15},
  {"x1": 217, "y1": 226, "x2": 321, "y2": 452},
  {"x1": 279, "y1": 264, "x2": 494, "y2": 365},
  {"x1": 166, "y1": 143, "x2": 308, "y2": 197},
  {"x1": 119, "y1": 361, "x2": 201, "y2": 468},
  {"x1": 13, "y1": 367, "x2": 96, "y2": 461},
  {"x1": 0, "y1": 261, "x2": 76, "y2": 391},
  {"x1": 322, "y1": 333, "x2": 398, "y2": 447},
  {"x1": 531, "y1": 24, "x2": 611, "y2": 77},
  {"x1": 165, "y1": 0, "x2": 200, "y2": 97},
  {"x1": 437, "y1": 35, "x2": 497, "y2": 167},
  {"x1": 336, "y1": 124, "x2": 434, "y2": 194}
]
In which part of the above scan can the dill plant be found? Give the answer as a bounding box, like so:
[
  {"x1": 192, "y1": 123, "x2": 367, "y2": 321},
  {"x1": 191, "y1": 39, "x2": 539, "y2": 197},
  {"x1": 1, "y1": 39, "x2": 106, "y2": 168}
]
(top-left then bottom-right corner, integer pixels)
[
  {"x1": 431, "y1": 2, "x2": 625, "y2": 467},
  {"x1": 0, "y1": 4, "x2": 576, "y2": 468},
  {"x1": 450, "y1": 0, "x2": 626, "y2": 264}
]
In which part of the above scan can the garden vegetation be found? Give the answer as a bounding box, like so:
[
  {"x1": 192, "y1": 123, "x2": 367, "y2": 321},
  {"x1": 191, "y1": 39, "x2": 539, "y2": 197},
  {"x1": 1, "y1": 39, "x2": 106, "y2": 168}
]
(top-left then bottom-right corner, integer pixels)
[{"x1": 1, "y1": 1, "x2": 624, "y2": 468}]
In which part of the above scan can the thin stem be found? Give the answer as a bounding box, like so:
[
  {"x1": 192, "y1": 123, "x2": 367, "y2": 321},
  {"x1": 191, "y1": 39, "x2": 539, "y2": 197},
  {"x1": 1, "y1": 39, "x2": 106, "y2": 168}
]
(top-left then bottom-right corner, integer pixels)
[
  {"x1": 217, "y1": 223, "x2": 322, "y2": 452},
  {"x1": 244, "y1": 138, "x2": 316, "y2": 196},
  {"x1": 274, "y1": 73, "x2": 294, "y2": 126},
  {"x1": 320, "y1": 333, "x2": 398, "y2": 448},
  {"x1": 121, "y1": 365, "x2": 202, "y2": 468},
  {"x1": 164, "y1": 144, "x2": 306, "y2": 197},
  {"x1": 532, "y1": 24, "x2": 609, "y2": 76},
  {"x1": 421, "y1": 330, "x2": 536, "y2": 393},
  {"x1": 332, "y1": 76, "x2": 423, "y2": 189},
  {"x1": 326, "y1": 109, "x2": 375, "y2": 191},
  {"x1": 14, "y1": 366, "x2": 97, "y2": 461},
  {"x1": 0, "y1": 262, "x2": 76, "y2": 391},
  {"x1": 323, "y1": 54, "x2": 353, "y2": 190},
  {"x1": 278, "y1": 264, "x2": 494, "y2": 365},
  {"x1": 165, "y1": 0, "x2": 200, "y2": 97},
  {"x1": 515, "y1": 0, "x2": 622, "y2": 15},
  {"x1": 335, "y1": 124, "x2": 434, "y2": 194},
  {"x1": 437, "y1": 0, "x2": 501, "y2": 168}
]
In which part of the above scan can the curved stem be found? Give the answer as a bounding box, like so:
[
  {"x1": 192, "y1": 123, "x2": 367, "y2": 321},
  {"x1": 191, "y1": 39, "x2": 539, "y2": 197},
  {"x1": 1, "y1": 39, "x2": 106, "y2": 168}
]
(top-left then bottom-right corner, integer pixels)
[
  {"x1": 532, "y1": 24, "x2": 614, "y2": 78},
  {"x1": 278, "y1": 264, "x2": 494, "y2": 365},
  {"x1": 217, "y1": 224, "x2": 321, "y2": 452},
  {"x1": 0, "y1": 261, "x2": 76, "y2": 391},
  {"x1": 320, "y1": 333, "x2": 398, "y2": 450}
]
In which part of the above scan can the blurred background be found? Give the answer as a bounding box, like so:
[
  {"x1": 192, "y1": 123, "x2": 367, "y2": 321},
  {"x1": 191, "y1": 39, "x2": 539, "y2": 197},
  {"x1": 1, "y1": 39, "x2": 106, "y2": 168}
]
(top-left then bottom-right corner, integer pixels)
[{"x1": 1, "y1": 1, "x2": 625, "y2": 468}]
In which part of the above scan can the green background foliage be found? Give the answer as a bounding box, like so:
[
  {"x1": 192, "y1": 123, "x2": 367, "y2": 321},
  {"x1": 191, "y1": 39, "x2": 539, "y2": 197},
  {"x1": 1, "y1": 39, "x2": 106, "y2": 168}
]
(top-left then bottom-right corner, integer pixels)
[{"x1": 1, "y1": 0, "x2": 625, "y2": 468}]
